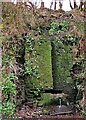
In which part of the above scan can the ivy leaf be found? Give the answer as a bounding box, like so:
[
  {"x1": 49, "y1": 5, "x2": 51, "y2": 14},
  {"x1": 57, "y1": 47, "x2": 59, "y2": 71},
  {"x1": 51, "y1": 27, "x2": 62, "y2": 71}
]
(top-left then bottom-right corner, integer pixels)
[{"x1": 69, "y1": 37, "x2": 75, "y2": 42}]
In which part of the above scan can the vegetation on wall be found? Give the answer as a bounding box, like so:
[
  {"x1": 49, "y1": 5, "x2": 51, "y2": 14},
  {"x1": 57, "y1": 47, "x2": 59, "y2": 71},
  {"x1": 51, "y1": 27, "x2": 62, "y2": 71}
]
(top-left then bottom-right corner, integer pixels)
[
  {"x1": 2, "y1": 73, "x2": 16, "y2": 116},
  {"x1": 1, "y1": 2, "x2": 85, "y2": 117}
]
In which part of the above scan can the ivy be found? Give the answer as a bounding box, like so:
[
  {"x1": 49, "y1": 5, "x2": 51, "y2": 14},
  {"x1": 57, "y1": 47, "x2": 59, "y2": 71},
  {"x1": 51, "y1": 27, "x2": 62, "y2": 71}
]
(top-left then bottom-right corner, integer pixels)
[
  {"x1": 2, "y1": 101, "x2": 16, "y2": 116},
  {"x1": 2, "y1": 73, "x2": 16, "y2": 116},
  {"x1": 24, "y1": 35, "x2": 40, "y2": 79},
  {"x1": 49, "y1": 22, "x2": 59, "y2": 35},
  {"x1": 69, "y1": 36, "x2": 75, "y2": 43}
]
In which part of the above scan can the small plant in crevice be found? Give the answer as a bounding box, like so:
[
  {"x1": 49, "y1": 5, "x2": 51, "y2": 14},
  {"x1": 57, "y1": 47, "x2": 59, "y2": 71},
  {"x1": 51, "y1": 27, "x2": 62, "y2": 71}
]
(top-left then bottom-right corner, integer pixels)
[
  {"x1": 49, "y1": 22, "x2": 59, "y2": 35},
  {"x1": 33, "y1": 82, "x2": 44, "y2": 97},
  {"x1": 32, "y1": 65, "x2": 40, "y2": 79},
  {"x1": 24, "y1": 61, "x2": 40, "y2": 79},
  {"x1": 2, "y1": 73, "x2": 16, "y2": 116},
  {"x1": 33, "y1": 87, "x2": 41, "y2": 97},
  {"x1": 25, "y1": 36, "x2": 35, "y2": 53},
  {"x1": 24, "y1": 61, "x2": 33, "y2": 77},
  {"x1": 68, "y1": 36, "x2": 75, "y2": 43}
]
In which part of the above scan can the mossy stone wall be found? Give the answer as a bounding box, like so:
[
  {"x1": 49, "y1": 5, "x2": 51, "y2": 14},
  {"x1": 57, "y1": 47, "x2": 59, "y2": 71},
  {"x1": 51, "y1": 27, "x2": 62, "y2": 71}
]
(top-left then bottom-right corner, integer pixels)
[{"x1": 35, "y1": 38, "x2": 53, "y2": 89}]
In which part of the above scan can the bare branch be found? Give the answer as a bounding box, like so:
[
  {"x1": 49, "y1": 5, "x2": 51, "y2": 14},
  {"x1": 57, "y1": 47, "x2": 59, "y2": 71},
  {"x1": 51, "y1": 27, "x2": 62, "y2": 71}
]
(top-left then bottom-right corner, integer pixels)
[{"x1": 69, "y1": 0, "x2": 73, "y2": 9}]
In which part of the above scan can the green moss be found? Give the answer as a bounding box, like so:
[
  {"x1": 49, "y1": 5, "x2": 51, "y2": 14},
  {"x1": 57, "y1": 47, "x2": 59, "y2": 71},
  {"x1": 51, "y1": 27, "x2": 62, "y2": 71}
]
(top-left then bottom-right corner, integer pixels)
[
  {"x1": 35, "y1": 38, "x2": 53, "y2": 89},
  {"x1": 51, "y1": 39, "x2": 73, "y2": 90},
  {"x1": 42, "y1": 109, "x2": 49, "y2": 115},
  {"x1": 39, "y1": 93, "x2": 53, "y2": 106}
]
